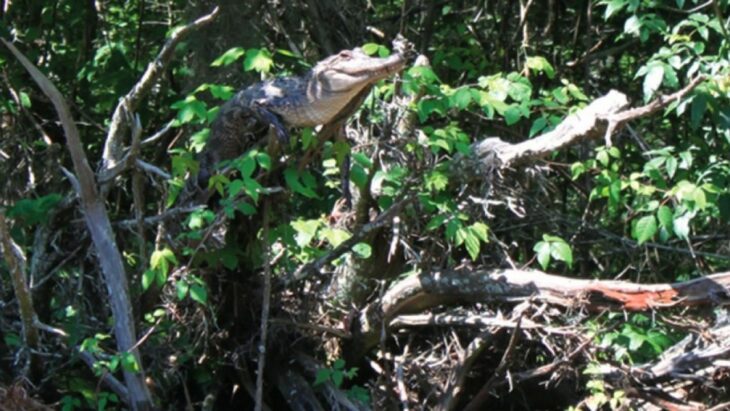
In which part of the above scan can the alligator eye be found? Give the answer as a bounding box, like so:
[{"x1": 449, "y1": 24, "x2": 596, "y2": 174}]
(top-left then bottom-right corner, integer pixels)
[{"x1": 338, "y1": 50, "x2": 352, "y2": 59}]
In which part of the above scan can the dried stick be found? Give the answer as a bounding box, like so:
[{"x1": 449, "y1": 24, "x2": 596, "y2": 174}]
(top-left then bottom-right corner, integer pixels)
[
  {"x1": 255, "y1": 199, "x2": 272, "y2": 411},
  {"x1": 0, "y1": 213, "x2": 39, "y2": 351}
]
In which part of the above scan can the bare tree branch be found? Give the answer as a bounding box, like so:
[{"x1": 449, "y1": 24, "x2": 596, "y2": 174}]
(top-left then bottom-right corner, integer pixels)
[{"x1": 470, "y1": 77, "x2": 706, "y2": 171}]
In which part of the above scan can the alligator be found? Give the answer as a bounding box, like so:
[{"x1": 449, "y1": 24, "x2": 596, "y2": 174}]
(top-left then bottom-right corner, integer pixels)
[{"x1": 197, "y1": 36, "x2": 411, "y2": 195}]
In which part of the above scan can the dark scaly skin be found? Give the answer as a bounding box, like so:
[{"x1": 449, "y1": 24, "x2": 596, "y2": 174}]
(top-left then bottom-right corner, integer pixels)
[{"x1": 198, "y1": 37, "x2": 410, "y2": 187}]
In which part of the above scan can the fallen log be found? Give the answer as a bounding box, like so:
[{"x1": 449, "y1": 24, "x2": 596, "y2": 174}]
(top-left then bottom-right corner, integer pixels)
[{"x1": 353, "y1": 269, "x2": 730, "y2": 356}]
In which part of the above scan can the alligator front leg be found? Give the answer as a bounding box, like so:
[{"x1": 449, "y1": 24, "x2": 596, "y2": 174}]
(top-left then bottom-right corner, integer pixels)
[
  {"x1": 341, "y1": 151, "x2": 352, "y2": 209},
  {"x1": 253, "y1": 105, "x2": 290, "y2": 147}
]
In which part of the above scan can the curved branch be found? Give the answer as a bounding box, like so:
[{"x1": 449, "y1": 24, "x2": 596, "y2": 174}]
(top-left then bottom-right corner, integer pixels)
[{"x1": 100, "y1": 7, "x2": 219, "y2": 176}]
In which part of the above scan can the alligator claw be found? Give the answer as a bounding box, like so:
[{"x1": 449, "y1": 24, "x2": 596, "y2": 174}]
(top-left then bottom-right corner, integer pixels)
[{"x1": 392, "y1": 34, "x2": 415, "y2": 59}]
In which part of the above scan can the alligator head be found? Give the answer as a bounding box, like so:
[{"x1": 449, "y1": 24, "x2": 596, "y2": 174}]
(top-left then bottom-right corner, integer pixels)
[{"x1": 293, "y1": 45, "x2": 408, "y2": 126}]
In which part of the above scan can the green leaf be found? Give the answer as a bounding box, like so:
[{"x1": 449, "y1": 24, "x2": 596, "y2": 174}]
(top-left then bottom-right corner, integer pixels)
[
  {"x1": 244, "y1": 48, "x2": 273, "y2": 73},
  {"x1": 320, "y1": 227, "x2": 351, "y2": 247},
  {"x1": 189, "y1": 284, "x2": 208, "y2": 305},
  {"x1": 673, "y1": 214, "x2": 691, "y2": 239},
  {"x1": 189, "y1": 129, "x2": 209, "y2": 153},
  {"x1": 603, "y1": 0, "x2": 627, "y2": 19},
  {"x1": 550, "y1": 241, "x2": 573, "y2": 268},
  {"x1": 624, "y1": 15, "x2": 641, "y2": 36},
  {"x1": 445, "y1": 218, "x2": 461, "y2": 243},
  {"x1": 8, "y1": 193, "x2": 62, "y2": 226},
  {"x1": 301, "y1": 127, "x2": 315, "y2": 149},
  {"x1": 291, "y1": 219, "x2": 320, "y2": 247},
  {"x1": 571, "y1": 162, "x2": 586, "y2": 179},
  {"x1": 19, "y1": 91, "x2": 31, "y2": 108},
  {"x1": 361, "y1": 43, "x2": 380, "y2": 55},
  {"x1": 552, "y1": 87, "x2": 569, "y2": 104},
  {"x1": 211, "y1": 47, "x2": 245, "y2": 66},
  {"x1": 235, "y1": 156, "x2": 257, "y2": 178},
  {"x1": 243, "y1": 177, "x2": 263, "y2": 203},
  {"x1": 608, "y1": 146, "x2": 621, "y2": 159},
  {"x1": 597, "y1": 150, "x2": 610, "y2": 167},
  {"x1": 151, "y1": 248, "x2": 178, "y2": 271},
  {"x1": 105, "y1": 354, "x2": 119, "y2": 372},
  {"x1": 470, "y1": 222, "x2": 489, "y2": 243},
  {"x1": 503, "y1": 106, "x2": 522, "y2": 125},
  {"x1": 219, "y1": 249, "x2": 240, "y2": 270},
  {"x1": 172, "y1": 97, "x2": 207, "y2": 124},
  {"x1": 176, "y1": 280, "x2": 189, "y2": 300},
  {"x1": 525, "y1": 56, "x2": 555, "y2": 78},
  {"x1": 464, "y1": 232, "x2": 480, "y2": 260},
  {"x1": 349, "y1": 163, "x2": 367, "y2": 189},
  {"x1": 142, "y1": 269, "x2": 155, "y2": 291},
  {"x1": 314, "y1": 369, "x2": 330, "y2": 386},
  {"x1": 425, "y1": 170, "x2": 449, "y2": 192},
  {"x1": 533, "y1": 241, "x2": 551, "y2": 270},
  {"x1": 284, "y1": 168, "x2": 318, "y2": 198},
  {"x1": 352, "y1": 243, "x2": 372, "y2": 259},
  {"x1": 451, "y1": 87, "x2": 473, "y2": 110},
  {"x1": 426, "y1": 214, "x2": 447, "y2": 230},
  {"x1": 256, "y1": 151, "x2": 272, "y2": 170},
  {"x1": 228, "y1": 179, "x2": 245, "y2": 197},
  {"x1": 529, "y1": 116, "x2": 548, "y2": 137},
  {"x1": 626, "y1": 330, "x2": 646, "y2": 351},
  {"x1": 690, "y1": 93, "x2": 707, "y2": 129},
  {"x1": 643, "y1": 64, "x2": 664, "y2": 100},
  {"x1": 665, "y1": 156, "x2": 677, "y2": 179},
  {"x1": 352, "y1": 152, "x2": 373, "y2": 169},
  {"x1": 121, "y1": 352, "x2": 140, "y2": 373},
  {"x1": 633, "y1": 215, "x2": 657, "y2": 244},
  {"x1": 657, "y1": 206, "x2": 673, "y2": 228},
  {"x1": 207, "y1": 84, "x2": 234, "y2": 100},
  {"x1": 331, "y1": 370, "x2": 344, "y2": 387}
]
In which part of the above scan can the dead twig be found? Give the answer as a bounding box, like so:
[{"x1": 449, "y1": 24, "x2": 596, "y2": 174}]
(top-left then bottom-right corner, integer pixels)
[{"x1": 462, "y1": 317, "x2": 522, "y2": 411}]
